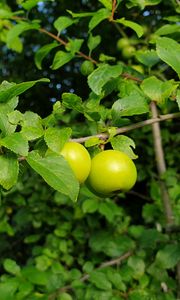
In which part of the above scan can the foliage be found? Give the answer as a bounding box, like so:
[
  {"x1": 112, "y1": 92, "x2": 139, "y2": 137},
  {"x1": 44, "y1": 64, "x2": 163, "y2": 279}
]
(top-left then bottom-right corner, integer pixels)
[{"x1": 0, "y1": 0, "x2": 180, "y2": 299}]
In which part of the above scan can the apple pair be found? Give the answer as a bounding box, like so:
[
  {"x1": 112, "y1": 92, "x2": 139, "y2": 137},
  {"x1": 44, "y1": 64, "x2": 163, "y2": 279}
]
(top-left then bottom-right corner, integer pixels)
[{"x1": 61, "y1": 142, "x2": 137, "y2": 196}]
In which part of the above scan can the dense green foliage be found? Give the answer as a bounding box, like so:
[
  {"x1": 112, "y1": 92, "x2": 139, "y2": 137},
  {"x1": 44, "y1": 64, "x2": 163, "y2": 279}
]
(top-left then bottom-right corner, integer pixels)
[{"x1": 0, "y1": 0, "x2": 180, "y2": 299}]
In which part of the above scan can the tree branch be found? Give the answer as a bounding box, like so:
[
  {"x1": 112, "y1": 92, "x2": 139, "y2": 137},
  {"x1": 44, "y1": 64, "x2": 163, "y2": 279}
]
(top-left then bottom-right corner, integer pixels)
[
  {"x1": 48, "y1": 251, "x2": 132, "y2": 300},
  {"x1": 150, "y1": 101, "x2": 180, "y2": 298},
  {"x1": 109, "y1": 0, "x2": 117, "y2": 21},
  {"x1": 150, "y1": 102, "x2": 174, "y2": 224},
  {"x1": 71, "y1": 112, "x2": 180, "y2": 143}
]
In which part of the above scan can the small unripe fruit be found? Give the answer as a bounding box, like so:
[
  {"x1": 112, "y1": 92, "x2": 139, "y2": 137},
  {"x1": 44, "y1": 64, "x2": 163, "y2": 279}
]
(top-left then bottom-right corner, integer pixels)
[
  {"x1": 122, "y1": 46, "x2": 136, "y2": 59},
  {"x1": 87, "y1": 150, "x2": 137, "y2": 195},
  {"x1": 61, "y1": 142, "x2": 91, "y2": 184},
  {"x1": 80, "y1": 60, "x2": 94, "y2": 76},
  {"x1": 117, "y1": 38, "x2": 129, "y2": 50}
]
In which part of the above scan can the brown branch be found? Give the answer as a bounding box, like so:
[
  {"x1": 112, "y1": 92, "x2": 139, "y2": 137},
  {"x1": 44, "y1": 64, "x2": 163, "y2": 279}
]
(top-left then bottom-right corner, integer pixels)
[
  {"x1": 71, "y1": 112, "x2": 180, "y2": 143},
  {"x1": 109, "y1": 0, "x2": 117, "y2": 21},
  {"x1": 39, "y1": 28, "x2": 98, "y2": 64},
  {"x1": 122, "y1": 72, "x2": 142, "y2": 82},
  {"x1": 48, "y1": 251, "x2": 132, "y2": 300}
]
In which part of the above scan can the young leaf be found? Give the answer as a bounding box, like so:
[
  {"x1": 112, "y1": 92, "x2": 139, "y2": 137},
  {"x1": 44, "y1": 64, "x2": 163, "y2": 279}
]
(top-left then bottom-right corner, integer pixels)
[
  {"x1": 116, "y1": 18, "x2": 144, "y2": 37},
  {"x1": 7, "y1": 21, "x2": 40, "y2": 50},
  {"x1": 0, "y1": 113, "x2": 16, "y2": 136},
  {"x1": 51, "y1": 51, "x2": 74, "y2": 70},
  {"x1": 88, "y1": 33, "x2": 101, "y2": 55},
  {"x1": 135, "y1": 49, "x2": 160, "y2": 67},
  {"x1": 82, "y1": 198, "x2": 99, "y2": 214},
  {"x1": 54, "y1": 16, "x2": 74, "y2": 34},
  {"x1": 0, "y1": 132, "x2": 29, "y2": 156},
  {"x1": 3, "y1": 259, "x2": 21, "y2": 275},
  {"x1": 141, "y1": 76, "x2": 178, "y2": 103},
  {"x1": 0, "y1": 153, "x2": 19, "y2": 190},
  {"x1": 0, "y1": 78, "x2": 50, "y2": 103},
  {"x1": 98, "y1": 0, "x2": 112, "y2": 10},
  {"x1": 112, "y1": 93, "x2": 149, "y2": 120},
  {"x1": 89, "y1": 271, "x2": 112, "y2": 290},
  {"x1": 21, "y1": 0, "x2": 40, "y2": 10},
  {"x1": 88, "y1": 64, "x2": 122, "y2": 95},
  {"x1": 62, "y1": 93, "x2": 84, "y2": 113},
  {"x1": 44, "y1": 127, "x2": 72, "y2": 153},
  {"x1": 21, "y1": 111, "x2": 43, "y2": 141},
  {"x1": 65, "y1": 38, "x2": 84, "y2": 55},
  {"x1": 88, "y1": 8, "x2": 111, "y2": 32},
  {"x1": 156, "y1": 244, "x2": 180, "y2": 269},
  {"x1": 155, "y1": 24, "x2": 180, "y2": 36},
  {"x1": 67, "y1": 10, "x2": 95, "y2": 18},
  {"x1": 27, "y1": 151, "x2": 79, "y2": 202},
  {"x1": 111, "y1": 135, "x2": 138, "y2": 159},
  {"x1": 156, "y1": 37, "x2": 180, "y2": 77},
  {"x1": 34, "y1": 42, "x2": 59, "y2": 70}
]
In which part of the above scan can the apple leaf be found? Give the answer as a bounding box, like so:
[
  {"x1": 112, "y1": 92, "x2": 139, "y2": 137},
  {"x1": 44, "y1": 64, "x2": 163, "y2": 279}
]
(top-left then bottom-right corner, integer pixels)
[
  {"x1": 44, "y1": 127, "x2": 72, "y2": 153},
  {"x1": 27, "y1": 151, "x2": 79, "y2": 202},
  {"x1": 88, "y1": 64, "x2": 122, "y2": 95},
  {"x1": 0, "y1": 154, "x2": 19, "y2": 190},
  {"x1": 156, "y1": 37, "x2": 180, "y2": 77}
]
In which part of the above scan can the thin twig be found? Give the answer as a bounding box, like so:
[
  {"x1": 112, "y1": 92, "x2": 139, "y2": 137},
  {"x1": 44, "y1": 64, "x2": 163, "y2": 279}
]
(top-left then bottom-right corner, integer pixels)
[
  {"x1": 71, "y1": 112, "x2": 180, "y2": 143},
  {"x1": 39, "y1": 28, "x2": 98, "y2": 64},
  {"x1": 48, "y1": 251, "x2": 132, "y2": 300},
  {"x1": 109, "y1": 0, "x2": 117, "y2": 21}
]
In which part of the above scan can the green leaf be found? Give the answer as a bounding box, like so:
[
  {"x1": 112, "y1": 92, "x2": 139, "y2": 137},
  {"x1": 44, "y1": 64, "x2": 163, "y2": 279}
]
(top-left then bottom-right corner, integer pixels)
[
  {"x1": 156, "y1": 37, "x2": 180, "y2": 77},
  {"x1": 126, "y1": 0, "x2": 161, "y2": 9},
  {"x1": 116, "y1": 18, "x2": 144, "y2": 37},
  {"x1": 107, "y1": 269, "x2": 126, "y2": 291},
  {"x1": 51, "y1": 51, "x2": 74, "y2": 70},
  {"x1": 65, "y1": 38, "x2": 84, "y2": 55},
  {"x1": 85, "y1": 137, "x2": 102, "y2": 147},
  {"x1": 111, "y1": 135, "x2": 138, "y2": 159},
  {"x1": 88, "y1": 8, "x2": 111, "y2": 32},
  {"x1": 22, "y1": 266, "x2": 49, "y2": 285},
  {"x1": 27, "y1": 151, "x2": 79, "y2": 202},
  {"x1": 141, "y1": 76, "x2": 178, "y2": 103},
  {"x1": 67, "y1": 10, "x2": 95, "y2": 18},
  {"x1": 0, "y1": 132, "x2": 29, "y2": 156},
  {"x1": 34, "y1": 42, "x2": 59, "y2": 70},
  {"x1": 0, "y1": 279, "x2": 19, "y2": 300},
  {"x1": 0, "y1": 154, "x2": 19, "y2": 190},
  {"x1": 135, "y1": 49, "x2": 160, "y2": 67},
  {"x1": 21, "y1": 0, "x2": 40, "y2": 10},
  {"x1": 88, "y1": 64, "x2": 122, "y2": 95},
  {"x1": 0, "y1": 78, "x2": 50, "y2": 103},
  {"x1": 62, "y1": 93, "x2": 84, "y2": 113},
  {"x1": 21, "y1": 111, "x2": 44, "y2": 140},
  {"x1": 3, "y1": 259, "x2": 21, "y2": 275},
  {"x1": 0, "y1": 113, "x2": 16, "y2": 136},
  {"x1": 54, "y1": 16, "x2": 74, "y2": 34},
  {"x1": 89, "y1": 271, "x2": 112, "y2": 290},
  {"x1": 155, "y1": 24, "x2": 180, "y2": 36},
  {"x1": 44, "y1": 127, "x2": 72, "y2": 153},
  {"x1": 128, "y1": 256, "x2": 145, "y2": 279},
  {"x1": 7, "y1": 21, "x2": 40, "y2": 50},
  {"x1": 8, "y1": 110, "x2": 23, "y2": 125},
  {"x1": 88, "y1": 33, "x2": 101, "y2": 55},
  {"x1": 98, "y1": 201, "x2": 121, "y2": 222},
  {"x1": 156, "y1": 244, "x2": 180, "y2": 269},
  {"x1": 82, "y1": 198, "x2": 99, "y2": 213},
  {"x1": 98, "y1": 0, "x2": 112, "y2": 9},
  {"x1": 112, "y1": 93, "x2": 149, "y2": 120},
  {"x1": 177, "y1": 89, "x2": 180, "y2": 110}
]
